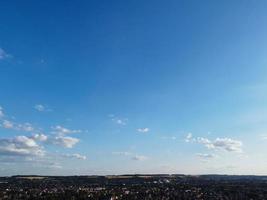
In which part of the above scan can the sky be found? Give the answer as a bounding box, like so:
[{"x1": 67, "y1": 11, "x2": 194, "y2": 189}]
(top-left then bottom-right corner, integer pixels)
[{"x1": 1, "y1": 0, "x2": 267, "y2": 176}]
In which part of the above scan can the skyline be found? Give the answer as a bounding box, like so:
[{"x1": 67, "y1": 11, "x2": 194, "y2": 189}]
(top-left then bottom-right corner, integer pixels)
[{"x1": 1, "y1": 0, "x2": 267, "y2": 176}]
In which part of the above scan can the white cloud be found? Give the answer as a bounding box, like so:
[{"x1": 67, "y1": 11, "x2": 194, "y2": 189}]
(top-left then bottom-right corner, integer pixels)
[
  {"x1": 34, "y1": 104, "x2": 45, "y2": 112},
  {"x1": 212, "y1": 138, "x2": 242, "y2": 153},
  {"x1": 63, "y1": 153, "x2": 86, "y2": 160},
  {"x1": 17, "y1": 123, "x2": 34, "y2": 132},
  {"x1": 2, "y1": 120, "x2": 14, "y2": 129},
  {"x1": 132, "y1": 155, "x2": 148, "y2": 161},
  {"x1": 137, "y1": 128, "x2": 150, "y2": 133},
  {"x1": 0, "y1": 106, "x2": 4, "y2": 118},
  {"x1": 0, "y1": 109, "x2": 35, "y2": 132},
  {"x1": 110, "y1": 115, "x2": 128, "y2": 125},
  {"x1": 0, "y1": 106, "x2": 85, "y2": 171},
  {"x1": 15, "y1": 136, "x2": 38, "y2": 148},
  {"x1": 48, "y1": 125, "x2": 81, "y2": 148},
  {"x1": 115, "y1": 119, "x2": 127, "y2": 125},
  {"x1": 186, "y1": 134, "x2": 243, "y2": 153},
  {"x1": 0, "y1": 136, "x2": 45, "y2": 157},
  {"x1": 52, "y1": 125, "x2": 81, "y2": 135},
  {"x1": 34, "y1": 104, "x2": 52, "y2": 112},
  {"x1": 196, "y1": 137, "x2": 214, "y2": 149},
  {"x1": 185, "y1": 133, "x2": 193, "y2": 142},
  {"x1": 0, "y1": 48, "x2": 11, "y2": 60},
  {"x1": 197, "y1": 137, "x2": 243, "y2": 153},
  {"x1": 0, "y1": 132, "x2": 80, "y2": 167},
  {"x1": 1, "y1": 120, "x2": 34, "y2": 132},
  {"x1": 50, "y1": 136, "x2": 79, "y2": 148},
  {"x1": 32, "y1": 134, "x2": 48, "y2": 142}
]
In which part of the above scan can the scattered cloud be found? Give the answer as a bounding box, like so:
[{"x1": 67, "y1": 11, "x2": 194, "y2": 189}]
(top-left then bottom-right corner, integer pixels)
[
  {"x1": 185, "y1": 134, "x2": 243, "y2": 153},
  {"x1": 198, "y1": 137, "x2": 243, "y2": 153},
  {"x1": 49, "y1": 126, "x2": 81, "y2": 148},
  {"x1": 0, "y1": 109, "x2": 35, "y2": 132},
  {"x1": 0, "y1": 136, "x2": 45, "y2": 157},
  {"x1": 0, "y1": 106, "x2": 85, "y2": 170},
  {"x1": 1, "y1": 120, "x2": 34, "y2": 132},
  {"x1": 137, "y1": 128, "x2": 150, "y2": 133},
  {"x1": 0, "y1": 132, "x2": 81, "y2": 167}
]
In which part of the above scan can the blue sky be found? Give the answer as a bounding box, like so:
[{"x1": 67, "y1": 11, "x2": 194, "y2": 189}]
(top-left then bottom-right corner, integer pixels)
[{"x1": 1, "y1": 0, "x2": 267, "y2": 175}]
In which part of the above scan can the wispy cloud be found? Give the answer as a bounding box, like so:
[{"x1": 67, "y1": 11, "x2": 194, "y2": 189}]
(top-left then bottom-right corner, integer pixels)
[
  {"x1": 34, "y1": 104, "x2": 52, "y2": 112},
  {"x1": 0, "y1": 48, "x2": 11, "y2": 60},
  {"x1": 137, "y1": 128, "x2": 150, "y2": 133},
  {"x1": 109, "y1": 115, "x2": 128, "y2": 125},
  {"x1": 161, "y1": 136, "x2": 176, "y2": 140},
  {"x1": 47, "y1": 163, "x2": 62, "y2": 169},
  {"x1": 2, "y1": 120, "x2": 14, "y2": 129},
  {"x1": 62, "y1": 153, "x2": 86, "y2": 160},
  {"x1": 196, "y1": 153, "x2": 215, "y2": 159},
  {"x1": 260, "y1": 134, "x2": 267, "y2": 140},
  {"x1": 51, "y1": 125, "x2": 81, "y2": 135},
  {"x1": 115, "y1": 119, "x2": 128, "y2": 125},
  {"x1": 49, "y1": 136, "x2": 79, "y2": 148},
  {"x1": 112, "y1": 151, "x2": 148, "y2": 161},
  {"x1": 34, "y1": 104, "x2": 45, "y2": 111},
  {"x1": 108, "y1": 114, "x2": 115, "y2": 118},
  {"x1": 112, "y1": 151, "x2": 131, "y2": 156},
  {"x1": 0, "y1": 106, "x2": 4, "y2": 118},
  {"x1": 18, "y1": 123, "x2": 34, "y2": 132},
  {"x1": 132, "y1": 155, "x2": 148, "y2": 161},
  {"x1": 0, "y1": 107, "x2": 35, "y2": 132}
]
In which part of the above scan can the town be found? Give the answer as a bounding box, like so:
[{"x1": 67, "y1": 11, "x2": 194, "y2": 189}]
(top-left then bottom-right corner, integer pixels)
[{"x1": 0, "y1": 175, "x2": 266, "y2": 199}]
